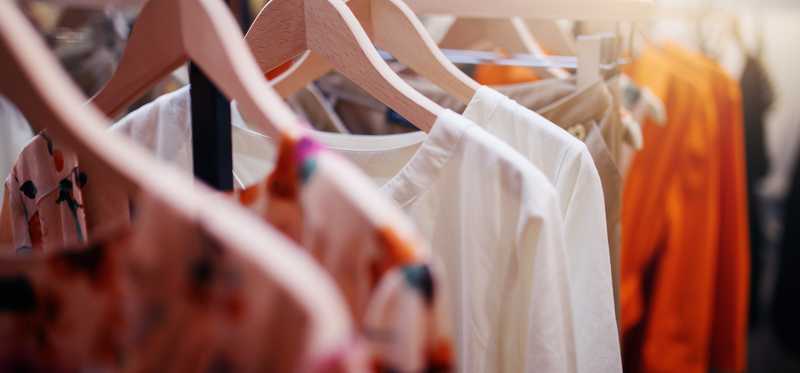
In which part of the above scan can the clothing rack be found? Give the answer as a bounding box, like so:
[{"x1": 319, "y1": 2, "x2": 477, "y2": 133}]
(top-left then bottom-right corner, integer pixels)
[
  {"x1": 189, "y1": 0, "x2": 250, "y2": 191},
  {"x1": 404, "y1": 0, "x2": 654, "y2": 20},
  {"x1": 189, "y1": 63, "x2": 232, "y2": 190},
  {"x1": 379, "y1": 48, "x2": 627, "y2": 69}
]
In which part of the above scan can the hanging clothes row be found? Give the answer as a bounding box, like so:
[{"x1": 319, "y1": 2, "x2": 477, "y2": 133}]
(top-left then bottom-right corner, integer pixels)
[
  {"x1": 0, "y1": 0, "x2": 754, "y2": 372},
  {"x1": 0, "y1": 2, "x2": 362, "y2": 372}
]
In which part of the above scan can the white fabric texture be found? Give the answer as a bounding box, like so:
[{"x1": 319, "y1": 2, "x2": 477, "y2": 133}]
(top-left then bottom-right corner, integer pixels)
[
  {"x1": 109, "y1": 86, "x2": 276, "y2": 188},
  {"x1": 462, "y1": 86, "x2": 622, "y2": 373},
  {"x1": 110, "y1": 86, "x2": 578, "y2": 373},
  {"x1": 109, "y1": 87, "x2": 194, "y2": 169},
  {"x1": 0, "y1": 96, "x2": 35, "y2": 207},
  {"x1": 284, "y1": 111, "x2": 577, "y2": 373}
]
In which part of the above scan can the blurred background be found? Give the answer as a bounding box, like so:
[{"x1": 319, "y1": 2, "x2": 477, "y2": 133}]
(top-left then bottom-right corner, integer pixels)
[{"x1": 4, "y1": 0, "x2": 800, "y2": 371}]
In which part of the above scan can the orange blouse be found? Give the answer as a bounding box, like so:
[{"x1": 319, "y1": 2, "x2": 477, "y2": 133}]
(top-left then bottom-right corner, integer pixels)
[
  {"x1": 622, "y1": 45, "x2": 749, "y2": 373},
  {"x1": 661, "y1": 44, "x2": 750, "y2": 373}
]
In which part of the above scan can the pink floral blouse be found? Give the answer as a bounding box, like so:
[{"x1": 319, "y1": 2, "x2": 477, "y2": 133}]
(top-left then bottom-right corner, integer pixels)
[
  {"x1": 0, "y1": 131, "x2": 454, "y2": 372},
  {"x1": 0, "y1": 189, "x2": 362, "y2": 372},
  {"x1": 1, "y1": 133, "x2": 87, "y2": 253},
  {"x1": 0, "y1": 133, "x2": 364, "y2": 372}
]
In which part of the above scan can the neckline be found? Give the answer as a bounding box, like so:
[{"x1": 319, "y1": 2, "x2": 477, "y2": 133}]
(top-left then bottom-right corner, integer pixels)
[{"x1": 231, "y1": 105, "x2": 470, "y2": 208}]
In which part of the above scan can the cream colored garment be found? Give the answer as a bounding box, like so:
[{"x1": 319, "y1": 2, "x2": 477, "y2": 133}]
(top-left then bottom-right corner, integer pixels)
[
  {"x1": 310, "y1": 75, "x2": 623, "y2": 340},
  {"x1": 275, "y1": 77, "x2": 619, "y2": 371},
  {"x1": 495, "y1": 79, "x2": 623, "y2": 326},
  {"x1": 402, "y1": 77, "x2": 623, "y2": 328},
  {"x1": 111, "y1": 87, "x2": 578, "y2": 373},
  {"x1": 231, "y1": 110, "x2": 577, "y2": 373},
  {"x1": 461, "y1": 86, "x2": 621, "y2": 373}
]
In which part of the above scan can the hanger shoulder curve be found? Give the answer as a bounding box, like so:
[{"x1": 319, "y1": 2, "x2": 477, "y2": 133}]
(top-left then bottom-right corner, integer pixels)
[
  {"x1": 367, "y1": 0, "x2": 479, "y2": 103},
  {"x1": 522, "y1": 19, "x2": 576, "y2": 55},
  {"x1": 247, "y1": 0, "x2": 442, "y2": 132},
  {"x1": 89, "y1": 0, "x2": 184, "y2": 119},
  {"x1": 439, "y1": 17, "x2": 569, "y2": 79},
  {"x1": 307, "y1": 0, "x2": 440, "y2": 131},
  {"x1": 90, "y1": 0, "x2": 301, "y2": 139},
  {"x1": 181, "y1": 0, "x2": 300, "y2": 138},
  {"x1": 440, "y1": 18, "x2": 520, "y2": 52},
  {"x1": 245, "y1": 0, "x2": 309, "y2": 73},
  {"x1": 273, "y1": 51, "x2": 334, "y2": 97},
  {"x1": 274, "y1": 0, "x2": 479, "y2": 104}
]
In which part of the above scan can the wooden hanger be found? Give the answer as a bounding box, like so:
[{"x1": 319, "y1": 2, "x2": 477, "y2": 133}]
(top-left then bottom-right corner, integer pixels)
[
  {"x1": 89, "y1": 0, "x2": 303, "y2": 140},
  {"x1": 438, "y1": 18, "x2": 527, "y2": 52},
  {"x1": 271, "y1": 0, "x2": 480, "y2": 104},
  {"x1": 415, "y1": 0, "x2": 653, "y2": 80},
  {"x1": 576, "y1": 34, "x2": 605, "y2": 90},
  {"x1": 438, "y1": 17, "x2": 568, "y2": 79},
  {"x1": 522, "y1": 20, "x2": 576, "y2": 56},
  {"x1": 1, "y1": 2, "x2": 141, "y2": 197},
  {"x1": 577, "y1": 33, "x2": 649, "y2": 149},
  {"x1": 0, "y1": 0, "x2": 301, "y2": 208},
  {"x1": 244, "y1": 0, "x2": 444, "y2": 132},
  {"x1": 0, "y1": 4, "x2": 353, "y2": 342}
]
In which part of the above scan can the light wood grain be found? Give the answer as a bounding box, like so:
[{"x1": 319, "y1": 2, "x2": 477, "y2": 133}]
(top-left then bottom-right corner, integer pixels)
[
  {"x1": 523, "y1": 19, "x2": 576, "y2": 55},
  {"x1": 370, "y1": 0, "x2": 479, "y2": 103},
  {"x1": 274, "y1": 0, "x2": 479, "y2": 104},
  {"x1": 576, "y1": 34, "x2": 604, "y2": 90},
  {"x1": 89, "y1": 0, "x2": 184, "y2": 119},
  {"x1": 244, "y1": 0, "x2": 308, "y2": 73},
  {"x1": 0, "y1": 5, "x2": 354, "y2": 349},
  {"x1": 247, "y1": 0, "x2": 445, "y2": 132},
  {"x1": 273, "y1": 51, "x2": 334, "y2": 98},
  {"x1": 90, "y1": 0, "x2": 303, "y2": 140},
  {"x1": 438, "y1": 17, "x2": 567, "y2": 79}
]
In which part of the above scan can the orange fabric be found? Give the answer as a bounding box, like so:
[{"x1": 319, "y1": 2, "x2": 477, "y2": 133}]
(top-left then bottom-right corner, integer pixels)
[
  {"x1": 473, "y1": 46, "x2": 562, "y2": 85},
  {"x1": 660, "y1": 45, "x2": 750, "y2": 372},
  {"x1": 622, "y1": 46, "x2": 731, "y2": 373},
  {"x1": 266, "y1": 60, "x2": 294, "y2": 80},
  {"x1": 474, "y1": 64, "x2": 541, "y2": 85},
  {"x1": 710, "y1": 62, "x2": 750, "y2": 373}
]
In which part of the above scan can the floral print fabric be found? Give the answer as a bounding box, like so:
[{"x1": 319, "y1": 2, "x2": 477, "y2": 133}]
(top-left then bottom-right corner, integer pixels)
[
  {"x1": 235, "y1": 135, "x2": 454, "y2": 372},
  {"x1": 1, "y1": 133, "x2": 88, "y2": 253},
  {"x1": 0, "y1": 128, "x2": 453, "y2": 371},
  {"x1": 0, "y1": 192, "x2": 360, "y2": 372},
  {"x1": 0, "y1": 132, "x2": 366, "y2": 372}
]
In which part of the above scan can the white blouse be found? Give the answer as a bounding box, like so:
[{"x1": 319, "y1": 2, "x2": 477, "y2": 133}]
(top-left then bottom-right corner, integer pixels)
[
  {"x1": 463, "y1": 86, "x2": 621, "y2": 373},
  {"x1": 111, "y1": 86, "x2": 578, "y2": 373}
]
